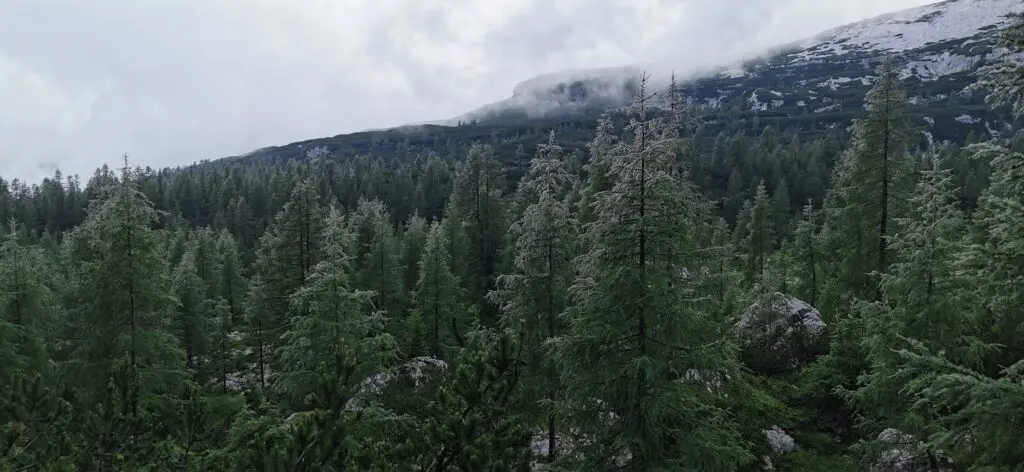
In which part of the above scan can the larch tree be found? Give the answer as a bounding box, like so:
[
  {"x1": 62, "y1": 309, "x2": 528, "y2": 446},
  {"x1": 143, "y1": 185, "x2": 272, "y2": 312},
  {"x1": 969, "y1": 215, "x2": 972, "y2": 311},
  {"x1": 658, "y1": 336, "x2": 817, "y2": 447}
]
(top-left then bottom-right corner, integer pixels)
[{"x1": 551, "y1": 73, "x2": 749, "y2": 471}]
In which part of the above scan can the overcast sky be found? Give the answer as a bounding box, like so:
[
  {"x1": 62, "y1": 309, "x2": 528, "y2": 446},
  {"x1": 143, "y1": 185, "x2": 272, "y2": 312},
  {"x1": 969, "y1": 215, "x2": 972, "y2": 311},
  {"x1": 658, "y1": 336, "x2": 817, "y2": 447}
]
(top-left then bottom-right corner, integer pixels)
[{"x1": 0, "y1": 0, "x2": 937, "y2": 183}]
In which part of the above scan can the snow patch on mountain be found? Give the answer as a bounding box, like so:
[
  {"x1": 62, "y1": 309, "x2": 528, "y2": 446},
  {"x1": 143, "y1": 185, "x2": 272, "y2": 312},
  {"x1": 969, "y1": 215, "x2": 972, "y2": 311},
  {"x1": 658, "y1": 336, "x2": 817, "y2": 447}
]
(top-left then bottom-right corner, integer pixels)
[
  {"x1": 795, "y1": 0, "x2": 1022, "y2": 58},
  {"x1": 902, "y1": 51, "x2": 984, "y2": 79}
]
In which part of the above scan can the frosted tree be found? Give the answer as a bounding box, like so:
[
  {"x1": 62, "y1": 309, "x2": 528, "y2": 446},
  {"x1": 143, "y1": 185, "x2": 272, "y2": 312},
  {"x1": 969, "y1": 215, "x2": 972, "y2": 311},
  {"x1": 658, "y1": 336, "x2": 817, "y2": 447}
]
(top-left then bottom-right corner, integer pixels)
[
  {"x1": 578, "y1": 113, "x2": 618, "y2": 224},
  {"x1": 61, "y1": 160, "x2": 186, "y2": 468},
  {"x1": 821, "y1": 57, "x2": 913, "y2": 304},
  {"x1": 277, "y1": 207, "x2": 397, "y2": 408},
  {"x1": 551, "y1": 74, "x2": 749, "y2": 470},
  {"x1": 977, "y1": 12, "x2": 1024, "y2": 117},
  {"x1": 849, "y1": 155, "x2": 976, "y2": 459},
  {"x1": 489, "y1": 130, "x2": 577, "y2": 460},
  {"x1": 743, "y1": 182, "x2": 775, "y2": 290},
  {"x1": 410, "y1": 221, "x2": 470, "y2": 360}
]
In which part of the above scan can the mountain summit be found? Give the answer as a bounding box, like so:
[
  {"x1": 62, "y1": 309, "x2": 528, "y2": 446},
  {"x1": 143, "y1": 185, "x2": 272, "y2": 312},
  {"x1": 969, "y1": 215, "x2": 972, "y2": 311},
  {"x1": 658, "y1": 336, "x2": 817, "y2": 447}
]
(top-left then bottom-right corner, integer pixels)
[{"x1": 451, "y1": 0, "x2": 1022, "y2": 134}]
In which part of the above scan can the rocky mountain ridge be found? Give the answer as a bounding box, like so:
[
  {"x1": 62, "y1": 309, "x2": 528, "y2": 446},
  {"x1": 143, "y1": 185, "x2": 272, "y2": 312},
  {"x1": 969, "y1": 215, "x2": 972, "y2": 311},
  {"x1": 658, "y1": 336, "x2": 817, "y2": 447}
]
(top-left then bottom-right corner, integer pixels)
[{"x1": 450, "y1": 0, "x2": 1023, "y2": 142}]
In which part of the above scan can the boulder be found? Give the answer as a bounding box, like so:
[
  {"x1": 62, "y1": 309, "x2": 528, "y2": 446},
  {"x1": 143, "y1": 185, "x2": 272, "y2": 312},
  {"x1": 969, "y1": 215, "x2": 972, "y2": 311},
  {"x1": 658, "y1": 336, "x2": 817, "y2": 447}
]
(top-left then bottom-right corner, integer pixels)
[
  {"x1": 763, "y1": 425, "x2": 796, "y2": 455},
  {"x1": 733, "y1": 292, "x2": 827, "y2": 373},
  {"x1": 871, "y1": 428, "x2": 954, "y2": 472},
  {"x1": 344, "y1": 356, "x2": 448, "y2": 412}
]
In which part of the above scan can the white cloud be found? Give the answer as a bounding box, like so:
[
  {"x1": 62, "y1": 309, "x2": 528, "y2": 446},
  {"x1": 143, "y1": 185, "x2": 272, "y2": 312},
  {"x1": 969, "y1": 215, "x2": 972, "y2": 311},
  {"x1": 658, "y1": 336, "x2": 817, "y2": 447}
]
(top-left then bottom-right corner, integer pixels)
[{"x1": 0, "y1": 0, "x2": 937, "y2": 183}]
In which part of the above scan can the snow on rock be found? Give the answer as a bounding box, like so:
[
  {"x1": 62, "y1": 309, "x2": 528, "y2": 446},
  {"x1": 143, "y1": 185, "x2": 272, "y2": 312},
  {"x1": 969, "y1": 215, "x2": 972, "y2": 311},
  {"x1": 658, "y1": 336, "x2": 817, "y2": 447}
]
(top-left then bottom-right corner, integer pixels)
[
  {"x1": 902, "y1": 51, "x2": 983, "y2": 80},
  {"x1": 794, "y1": 0, "x2": 1023, "y2": 60},
  {"x1": 955, "y1": 113, "x2": 982, "y2": 124},
  {"x1": 344, "y1": 356, "x2": 448, "y2": 412},
  {"x1": 734, "y1": 293, "x2": 827, "y2": 374}
]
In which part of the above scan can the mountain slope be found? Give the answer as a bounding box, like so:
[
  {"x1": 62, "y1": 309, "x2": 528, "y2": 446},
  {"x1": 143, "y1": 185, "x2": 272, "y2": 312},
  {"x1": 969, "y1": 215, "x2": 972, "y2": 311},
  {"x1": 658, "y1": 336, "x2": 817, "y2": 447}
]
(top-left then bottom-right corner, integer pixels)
[
  {"x1": 451, "y1": 0, "x2": 1022, "y2": 141},
  {"x1": 234, "y1": 0, "x2": 1022, "y2": 166}
]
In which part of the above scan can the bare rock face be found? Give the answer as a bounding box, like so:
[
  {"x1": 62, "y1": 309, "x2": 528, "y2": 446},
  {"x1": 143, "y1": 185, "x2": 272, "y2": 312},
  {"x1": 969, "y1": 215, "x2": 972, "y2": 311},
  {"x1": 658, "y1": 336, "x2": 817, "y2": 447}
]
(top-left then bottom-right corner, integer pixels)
[
  {"x1": 733, "y1": 292, "x2": 827, "y2": 374},
  {"x1": 871, "y1": 428, "x2": 954, "y2": 472},
  {"x1": 763, "y1": 426, "x2": 796, "y2": 455},
  {"x1": 344, "y1": 356, "x2": 448, "y2": 412}
]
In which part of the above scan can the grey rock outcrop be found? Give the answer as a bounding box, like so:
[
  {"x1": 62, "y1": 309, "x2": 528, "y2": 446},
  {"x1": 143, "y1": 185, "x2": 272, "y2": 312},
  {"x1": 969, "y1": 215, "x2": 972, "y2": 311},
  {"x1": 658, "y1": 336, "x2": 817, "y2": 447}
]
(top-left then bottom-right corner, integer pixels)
[{"x1": 734, "y1": 292, "x2": 827, "y2": 373}]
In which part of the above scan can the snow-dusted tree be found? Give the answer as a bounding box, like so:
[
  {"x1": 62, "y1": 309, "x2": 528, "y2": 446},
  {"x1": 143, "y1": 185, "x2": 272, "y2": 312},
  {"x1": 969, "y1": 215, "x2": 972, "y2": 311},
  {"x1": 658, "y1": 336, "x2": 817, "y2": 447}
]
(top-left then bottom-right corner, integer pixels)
[
  {"x1": 277, "y1": 207, "x2": 397, "y2": 409},
  {"x1": 821, "y1": 57, "x2": 913, "y2": 304},
  {"x1": 61, "y1": 161, "x2": 186, "y2": 468},
  {"x1": 977, "y1": 12, "x2": 1024, "y2": 117},
  {"x1": 350, "y1": 198, "x2": 405, "y2": 316},
  {"x1": 410, "y1": 221, "x2": 470, "y2": 360},
  {"x1": 578, "y1": 113, "x2": 618, "y2": 224},
  {"x1": 850, "y1": 154, "x2": 977, "y2": 453},
  {"x1": 551, "y1": 74, "x2": 749, "y2": 470},
  {"x1": 743, "y1": 181, "x2": 775, "y2": 290},
  {"x1": 490, "y1": 130, "x2": 578, "y2": 460}
]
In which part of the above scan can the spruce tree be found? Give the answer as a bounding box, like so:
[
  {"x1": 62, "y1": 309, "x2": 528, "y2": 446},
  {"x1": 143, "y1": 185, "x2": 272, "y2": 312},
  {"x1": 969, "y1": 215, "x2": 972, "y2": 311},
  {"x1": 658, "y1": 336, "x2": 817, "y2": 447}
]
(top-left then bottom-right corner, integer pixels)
[
  {"x1": 277, "y1": 207, "x2": 397, "y2": 412},
  {"x1": 821, "y1": 57, "x2": 913, "y2": 304},
  {"x1": 450, "y1": 144, "x2": 508, "y2": 319},
  {"x1": 743, "y1": 182, "x2": 775, "y2": 290},
  {"x1": 850, "y1": 155, "x2": 975, "y2": 458},
  {"x1": 410, "y1": 221, "x2": 470, "y2": 360},
  {"x1": 61, "y1": 160, "x2": 186, "y2": 468},
  {"x1": 551, "y1": 74, "x2": 749, "y2": 470},
  {"x1": 490, "y1": 130, "x2": 577, "y2": 460}
]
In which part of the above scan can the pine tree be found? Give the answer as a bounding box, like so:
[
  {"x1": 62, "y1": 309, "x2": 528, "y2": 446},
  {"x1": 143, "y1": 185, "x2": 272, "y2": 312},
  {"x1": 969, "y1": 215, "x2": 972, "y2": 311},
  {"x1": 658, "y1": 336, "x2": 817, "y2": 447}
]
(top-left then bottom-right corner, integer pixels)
[
  {"x1": 450, "y1": 144, "x2": 508, "y2": 319},
  {"x1": 551, "y1": 74, "x2": 749, "y2": 470},
  {"x1": 743, "y1": 182, "x2": 775, "y2": 290},
  {"x1": 977, "y1": 12, "x2": 1024, "y2": 117},
  {"x1": 821, "y1": 57, "x2": 913, "y2": 304},
  {"x1": 789, "y1": 201, "x2": 821, "y2": 306},
  {"x1": 277, "y1": 207, "x2": 397, "y2": 411},
  {"x1": 0, "y1": 222, "x2": 66, "y2": 470},
  {"x1": 173, "y1": 247, "x2": 211, "y2": 372},
  {"x1": 410, "y1": 221, "x2": 470, "y2": 360},
  {"x1": 61, "y1": 160, "x2": 186, "y2": 468},
  {"x1": 490, "y1": 130, "x2": 577, "y2": 460},
  {"x1": 850, "y1": 155, "x2": 976, "y2": 460},
  {"x1": 351, "y1": 199, "x2": 405, "y2": 317},
  {"x1": 401, "y1": 213, "x2": 429, "y2": 300}
]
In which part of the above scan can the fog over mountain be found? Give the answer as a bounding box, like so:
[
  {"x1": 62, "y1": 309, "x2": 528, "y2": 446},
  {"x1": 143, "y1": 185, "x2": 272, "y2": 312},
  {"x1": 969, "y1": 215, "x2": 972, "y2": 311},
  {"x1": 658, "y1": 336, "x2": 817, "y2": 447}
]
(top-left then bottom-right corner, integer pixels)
[{"x1": 0, "y1": 0, "x2": 937, "y2": 183}]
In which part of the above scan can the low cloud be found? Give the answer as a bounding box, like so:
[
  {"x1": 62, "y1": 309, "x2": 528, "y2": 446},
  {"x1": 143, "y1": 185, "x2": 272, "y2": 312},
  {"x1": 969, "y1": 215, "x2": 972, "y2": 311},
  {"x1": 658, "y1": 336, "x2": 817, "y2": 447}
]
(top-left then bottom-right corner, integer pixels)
[{"x1": 0, "y1": 0, "x2": 935, "y2": 183}]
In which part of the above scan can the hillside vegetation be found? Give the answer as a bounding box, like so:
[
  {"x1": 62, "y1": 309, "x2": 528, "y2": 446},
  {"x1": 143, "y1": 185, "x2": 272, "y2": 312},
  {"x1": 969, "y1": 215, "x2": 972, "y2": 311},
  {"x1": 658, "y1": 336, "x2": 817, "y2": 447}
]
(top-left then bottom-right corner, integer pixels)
[{"x1": 1, "y1": 11, "x2": 1023, "y2": 472}]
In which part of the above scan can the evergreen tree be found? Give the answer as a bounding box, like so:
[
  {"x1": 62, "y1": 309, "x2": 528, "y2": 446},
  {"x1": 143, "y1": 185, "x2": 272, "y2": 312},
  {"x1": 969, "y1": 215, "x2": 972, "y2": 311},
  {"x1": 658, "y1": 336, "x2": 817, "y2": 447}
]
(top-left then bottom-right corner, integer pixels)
[
  {"x1": 850, "y1": 155, "x2": 976, "y2": 462},
  {"x1": 743, "y1": 182, "x2": 775, "y2": 290},
  {"x1": 821, "y1": 57, "x2": 913, "y2": 304},
  {"x1": 277, "y1": 207, "x2": 397, "y2": 412},
  {"x1": 410, "y1": 221, "x2": 470, "y2": 360},
  {"x1": 450, "y1": 144, "x2": 508, "y2": 319},
  {"x1": 551, "y1": 74, "x2": 749, "y2": 470},
  {"x1": 789, "y1": 201, "x2": 821, "y2": 306},
  {"x1": 62, "y1": 161, "x2": 186, "y2": 469},
  {"x1": 490, "y1": 130, "x2": 577, "y2": 460}
]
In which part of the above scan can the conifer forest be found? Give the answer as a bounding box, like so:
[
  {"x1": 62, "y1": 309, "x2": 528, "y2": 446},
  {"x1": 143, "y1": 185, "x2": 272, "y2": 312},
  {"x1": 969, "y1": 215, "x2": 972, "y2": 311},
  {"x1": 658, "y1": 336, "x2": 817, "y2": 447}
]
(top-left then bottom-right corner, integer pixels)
[{"x1": 1, "y1": 13, "x2": 1023, "y2": 472}]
